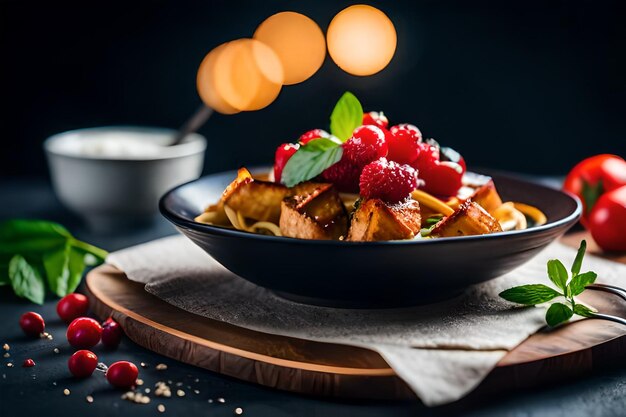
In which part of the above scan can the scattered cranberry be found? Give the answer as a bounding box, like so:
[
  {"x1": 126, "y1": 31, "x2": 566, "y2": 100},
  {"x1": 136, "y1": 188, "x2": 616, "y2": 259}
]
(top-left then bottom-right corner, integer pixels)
[
  {"x1": 274, "y1": 143, "x2": 299, "y2": 184},
  {"x1": 66, "y1": 317, "x2": 102, "y2": 349},
  {"x1": 57, "y1": 293, "x2": 89, "y2": 323},
  {"x1": 68, "y1": 350, "x2": 98, "y2": 378},
  {"x1": 321, "y1": 158, "x2": 362, "y2": 193},
  {"x1": 359, "y1": 158, "x2": 419, "y2": 203},
  {"x1": 101, "y1": 317, "x2": 123, "y2": 349},
  {"x1": 106, "y1": 361, "x2": 139, "y2": 389},
  {"x1": 362, "y1": 111, "x2": 389, "y2": 129},
  {"x1": 22, "y1": 359, "x2": 35, "y2": 367},
  {"x1": 19, "y1": 312, "x2": 45, "y2": 337},
  {"x1": 298, "y1": 128, "x2": 330, "y2": 145},
  {"x1": 343, "y1": 125, "x2": 388, "y2": 167}
]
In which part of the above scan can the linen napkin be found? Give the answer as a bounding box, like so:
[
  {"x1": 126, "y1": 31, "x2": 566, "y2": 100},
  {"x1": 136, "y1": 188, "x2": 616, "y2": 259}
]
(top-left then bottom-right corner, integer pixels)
[{"x1": 107, "y1": 235, "x2": 625, "y2": 406}]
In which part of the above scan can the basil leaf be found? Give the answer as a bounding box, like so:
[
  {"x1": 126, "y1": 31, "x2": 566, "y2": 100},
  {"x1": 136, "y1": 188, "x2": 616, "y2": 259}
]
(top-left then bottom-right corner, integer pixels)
[
  {"x1": 547, "y1": 259, "x2": 569, "y2": 292},
  {"x1": 545, "y1": 302, "x2": 574, "y2": 327},
  {"x1": 66, "y1": 248, "x2": 87, "y2": 295},
  {"x1": 8, "y1": 255, "x2": 45, "y2": 305},
  {"x1": 571, "y1": 240, "x2": 586, "y2": 276},
  {"x1": 573, "y1": 303, "x2": 596, "y2": 318},
  {"x1": 0, "y1": 219, "x2": 70, "y2": 255},
  {"x1": 499, "y1": 284, "x2": 561, "y2": 305},
  {"x1": 43, "y1": 245, "x2": 72, "y2": 297},
  {"x1": 569, "y1": 271, "x2": 597, "y2": 296},
  {"x1": 281, "y1": 138, "x2": 343, "y2": 187},
  {"x1": 330, "y1": 91, "x2": 363, "y2": 142}
]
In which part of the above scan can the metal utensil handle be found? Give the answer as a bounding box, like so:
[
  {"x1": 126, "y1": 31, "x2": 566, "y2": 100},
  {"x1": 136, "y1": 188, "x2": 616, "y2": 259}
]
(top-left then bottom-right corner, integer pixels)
[
  {"x1": 586, "y1": 283, "x2": 626, "y2": 302},
  {"x1": 589, "y1": 312, "x2": 626, "y2": 326}
]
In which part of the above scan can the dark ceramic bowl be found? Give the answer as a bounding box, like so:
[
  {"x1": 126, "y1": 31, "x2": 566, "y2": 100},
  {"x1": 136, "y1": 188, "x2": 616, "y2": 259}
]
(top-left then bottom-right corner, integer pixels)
[{"x1": 159, "y1": 169, "x2": 581, "y2": 308}]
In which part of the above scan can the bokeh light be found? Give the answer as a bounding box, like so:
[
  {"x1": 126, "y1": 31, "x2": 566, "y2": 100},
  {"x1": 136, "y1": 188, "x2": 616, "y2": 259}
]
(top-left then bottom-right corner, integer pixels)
[
  {"x1": 196, "y1": 42, "x2": 240, "y2": 115},
  {"x1": 254, "y1": 11, "x2": 326, "y2": 85},
  {"x1": 327, "y1": 5, "x2": 397, "y2": 76}
]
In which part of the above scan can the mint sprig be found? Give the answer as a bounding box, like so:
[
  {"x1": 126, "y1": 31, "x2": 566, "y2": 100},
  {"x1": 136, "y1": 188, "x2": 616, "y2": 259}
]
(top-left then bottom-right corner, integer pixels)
[
  {"x1": 280, "y1": 92, "x2": 364, "y2": 187},
  {"x1": 499, "y1": 240, "x2": 598, "y2": 327},
  {"x1": 0, "y1": 220, "x2": 108, "y2": 304}
]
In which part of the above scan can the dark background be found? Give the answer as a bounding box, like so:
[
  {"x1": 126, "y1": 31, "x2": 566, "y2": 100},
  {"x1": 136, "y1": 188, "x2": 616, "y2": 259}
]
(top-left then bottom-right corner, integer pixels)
[{"x1": 1, "y1": 0, "x2": 625, "y2": 179}]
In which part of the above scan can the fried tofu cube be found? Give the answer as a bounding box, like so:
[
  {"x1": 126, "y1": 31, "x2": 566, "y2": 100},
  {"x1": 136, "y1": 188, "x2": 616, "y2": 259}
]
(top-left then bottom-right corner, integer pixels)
[
  {"x1": 347, "y1": 198, "x2": 422, "y2": 242},
  {"x1": 279, "y1": 183, "x2": 348, "y2": 240},
  {"x1": 222, "y1": 167, "x2": 288, "y2": 223},
  {"x1": 471, "y1": 180, "x2": 503, "y2": 214},
  {"x1": 431, "y1": 200, "x2": 502, "y2": 237}
]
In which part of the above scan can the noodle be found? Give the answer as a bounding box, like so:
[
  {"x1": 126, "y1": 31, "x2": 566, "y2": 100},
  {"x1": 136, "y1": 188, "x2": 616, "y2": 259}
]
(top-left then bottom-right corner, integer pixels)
[{"x1": 411, "y1": 189, "x2": 455, "y2": 216}]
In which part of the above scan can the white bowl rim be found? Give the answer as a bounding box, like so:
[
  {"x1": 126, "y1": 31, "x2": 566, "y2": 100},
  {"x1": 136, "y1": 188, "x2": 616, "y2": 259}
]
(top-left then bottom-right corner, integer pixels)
[{"x1": 43, "y1": 126, "x2": 207, "y2": 162}]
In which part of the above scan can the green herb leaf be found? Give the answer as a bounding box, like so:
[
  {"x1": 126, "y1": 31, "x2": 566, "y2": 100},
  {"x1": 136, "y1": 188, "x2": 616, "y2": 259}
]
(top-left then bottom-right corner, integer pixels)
[
  {"x1": 281, "y1": 138, "x2": 343, "y2": 187},
  {"x1": 66, "y1": 248, "x2": 87, "y2": 295},
  {"x1": 329, "y1": 92, "x2": 363, "y2": 142},
  {"x1": 573, "y1": 303, "x2": 596, "y2": 318},
  {"x1": 8, "y1": 254, "x2": 45, "y2": 305},
  {"x1": 571, "y1": 240, "x2": 586, "y2": 276},
  {"x1": 545, "y1": 302, "x2": 574, "y2": 327},
  {"x1": 569, "y1": 271, "x2": 598, "y2": 296},
  {"x1": 581, "y1": 180, "x2": 604, "y2": 215},
  {"x1": 547, "y1": 259, "x2": 569, "y2": 292},
  {"x1": 499, "y1": 284, "x2": 561, "y2": 305},
  {"x1": 0, "y1": 219, "x2": 70, "y2": 255},
  {"x1": 43, "y1": 245, "x2": 71, "y2": 297}
]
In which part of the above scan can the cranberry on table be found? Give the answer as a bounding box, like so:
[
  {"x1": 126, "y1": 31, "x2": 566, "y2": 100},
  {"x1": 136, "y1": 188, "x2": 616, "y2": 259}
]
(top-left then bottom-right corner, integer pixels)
[
  {"x1": 19, "y1": 312, "x2": 45, "y2": 337},
  {"x1": 66, "y1": 317, "x2": 102, "y2": 349},
  {"x1": 68, "y1": 350, "x2": 98, "y2": 378},
  {"x1": 22, "y1": 359, "x2": 35, "y2": 367},
  {"x1": 57, "y1": 293, "x2": 89, "y2": 323},
  {"x1": 106, "y1": 361, "x2": 139, "y2": 389},
  {"x1": 101, "y1": 317, "x2": 123, "y2": 349}
]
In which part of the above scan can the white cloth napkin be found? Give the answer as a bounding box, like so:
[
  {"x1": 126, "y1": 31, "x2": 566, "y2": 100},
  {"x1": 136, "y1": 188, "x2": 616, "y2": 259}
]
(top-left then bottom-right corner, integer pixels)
[{"x1": 107, "y1": 235, "x2": 625, "y2": 406}]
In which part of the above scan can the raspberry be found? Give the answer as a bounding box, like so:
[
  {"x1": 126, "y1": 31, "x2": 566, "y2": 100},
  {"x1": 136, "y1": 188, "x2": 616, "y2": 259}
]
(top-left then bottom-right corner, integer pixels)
[
  {"x1": 321, "y1": 158, "x2": 361, "y2": 193},
  {"x1": 343, "y1": 125, "x2": 388, "y2": 167},
  {"x1": 362, "y1": 111, "x2": 389, "y2": 129},
  {"x1": 274, "y1": 142, "x2": 299, "y2": 184},
  {"x1": 359, "y1": 158, "x2": 419, "y2": 203},
  {"x1": 389, "y1": 124, "x2": 422, "y2": 141},
  {"x1": 298, "y1": 129, "x2": 330, "y2": 145}
]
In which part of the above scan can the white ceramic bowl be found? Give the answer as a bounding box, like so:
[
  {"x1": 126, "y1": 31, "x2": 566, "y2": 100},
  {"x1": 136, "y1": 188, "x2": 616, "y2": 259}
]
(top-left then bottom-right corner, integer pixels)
[{"x1": 44, "y1": 126, "x2": 206, "y2": 231}]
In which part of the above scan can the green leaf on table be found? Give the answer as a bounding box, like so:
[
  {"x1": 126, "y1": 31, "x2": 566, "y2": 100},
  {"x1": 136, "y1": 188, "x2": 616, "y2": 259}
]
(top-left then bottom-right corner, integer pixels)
[
  {"x1": 569, "y1": 271, "x2": 598, "y2": 296},
  {"x1": 281, "y1": 138, "x2": 343, "y2": 187},
  {"x1": 499, "y1": 284, "x2": 561, "y2": 305},
  {"x1": 66, "y1": 248, "x2": 88, "y2": 295},
  {"x1": 43, "y1": 245, "x2": 70, "y2": 297},
  {"x1": 329, "y1": 91, "x2": 363, "y2": 142},
  {"x1": 0, "y1": 219, "x2": 70, "y2": 255},
  {"x1": 573, "y1": 303, "x2": 596, "y2": 318},
  {"x1": 547, "y1": 259, "x2": 569, "y2": 292},
  {"x1": 571, "y1": 240, "x2": 587, "y2": 276},
  {"x1": 8, "y1": 255, "x2": 45, "y2": 305},
  {"x1": 545, "y1": 302, "x2": 574, "y2": 327}
]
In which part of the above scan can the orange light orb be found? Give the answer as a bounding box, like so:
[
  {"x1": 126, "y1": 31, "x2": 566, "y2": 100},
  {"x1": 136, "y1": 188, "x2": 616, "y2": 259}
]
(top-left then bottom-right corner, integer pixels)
[
  {"x1": 196, "y1": 42, "x2": 240, "y2": 115},
  {"x1": 327, "y1": 5, "x2": 397, "y2": 76},
  {"x1": 254, "y1": 11, "x2": 326, "y2": 85}
]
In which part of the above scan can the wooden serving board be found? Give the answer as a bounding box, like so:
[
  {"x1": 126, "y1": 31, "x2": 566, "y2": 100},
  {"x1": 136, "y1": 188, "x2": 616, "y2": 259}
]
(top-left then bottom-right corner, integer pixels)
[{"x1": 84, "y1": 231, "x2": 626, "y2": 401}]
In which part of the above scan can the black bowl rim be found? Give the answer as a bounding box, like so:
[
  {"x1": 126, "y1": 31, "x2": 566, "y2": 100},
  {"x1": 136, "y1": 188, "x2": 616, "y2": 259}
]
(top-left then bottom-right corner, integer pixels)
[{"x1": 159, "y1": 170, "x2": 582, "y2": 247}]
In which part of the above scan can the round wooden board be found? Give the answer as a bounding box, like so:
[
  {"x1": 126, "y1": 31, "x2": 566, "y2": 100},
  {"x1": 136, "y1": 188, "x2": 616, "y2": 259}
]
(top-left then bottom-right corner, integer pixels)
[{"x1": 84, "y1": 232, "x2": 626, "y2": 401}]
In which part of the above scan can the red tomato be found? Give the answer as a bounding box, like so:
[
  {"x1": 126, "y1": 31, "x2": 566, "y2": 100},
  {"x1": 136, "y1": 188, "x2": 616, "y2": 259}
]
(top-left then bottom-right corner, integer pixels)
[
  {"x1": 563, "y1": 154, "x2": 626, "y2": 227},
  {"x1": 588, "y1": 185, "x2": 626, "y2": 252}
]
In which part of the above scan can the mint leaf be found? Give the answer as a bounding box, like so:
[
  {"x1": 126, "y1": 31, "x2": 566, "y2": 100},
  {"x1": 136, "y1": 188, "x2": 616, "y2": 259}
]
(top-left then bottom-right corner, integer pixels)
[
  {"x1": 330, "y1": 92, "x2": 363, "y2": 142},
  {"x1": 0, "y1": 219, "x2": 69, "y2": 255},
  {"x1": 581, "y1": 180, "x2": 603, "y2": 215},
  {"x1": 43, "y1": 245, "x2": 71, "y2": 297},
  {"x1": 499, "y1": 284, "x2": 561, "y2": 305},
  {"x1": 571, "y1": 240, "x2": 586, "y2": 276},
  {"x1": 67, "y1": 248, "x2": 88, "y2": 295},
  {"x1": 545, "y1": 302, "x2": 574, "y2": 327},
  {"x1": 9, "y1": 255, "x2": 45, "y2": 305},
  {"x1": 281, "y1": 138, "x2": 343, "y2": 187},
  {"x1": 569, "y1": 271, "x2": 597, "y2": 296},
  {"x1": 547, "y1": 259, "x2": 569, "y2": 292},
  {"x1": 573, "y1": 304, "x2": 596, "y2": 318}
]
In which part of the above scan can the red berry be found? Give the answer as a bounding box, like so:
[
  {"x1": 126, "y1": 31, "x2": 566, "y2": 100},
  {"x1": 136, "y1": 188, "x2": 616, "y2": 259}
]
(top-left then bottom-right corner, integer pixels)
[
  {"x1": 343, "y1": 125, "x2": 388, "y2": 167},
  {"x1": 420, "y1": 161, "x2": 464, "y2": 196},
  {"x1": 68, "y1": 350, "x2": 98, "y2": 378},
  {"x1": 359, "y1": 158, "x2": 419, "y2": 203},
  {"x1": 321, "y1": 158, "x2": 362, "y2": 193},
  {"x1": 389, "y1": 124, "x2": 422, "y2": 142},
  {"x1": 66, "y1": 317, "x2": 102, "y2": 349},
  {"x1": 387, "y1": 129, "x2": 422, "y2": 164},
  {"x1": 57, "y1": 294, "x2": 89, "y2": 323},
  {"x1": 298, "y1": 129, "x2": 330, "y2": 145},
  {"x1": 274, "y1": 143, "x2": 299, "y2": 184},
  {"x1": 22, "y1": 358, "x2": 35, "y2": 367},
  {"x1": 411, "y1": 142, "x2": 440, "y2": 172},
  {"x1": 19, "y1": 312, "x2": 45, "y2": 337},
  {"x1": 362, "y1": 111, "x2": 389, "y2": 129},
  {"x1": 101, "y1": 317, "x2": 123, "y2": 349},
  {"x1": 106, "y1": 361, "x2": 139, "y2": 389}
]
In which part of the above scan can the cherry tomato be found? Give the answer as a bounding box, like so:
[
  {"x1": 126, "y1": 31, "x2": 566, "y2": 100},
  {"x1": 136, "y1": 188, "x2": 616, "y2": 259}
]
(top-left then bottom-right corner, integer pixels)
[
  {"x1": 419, "y1": 161, "x2": 464, "y2": 196},
  {"x1": 563, "y1": 154, "x2": 626, "y2": 227},
  {"x1": 57, "y1": 293, "x2": 89, "y2": 323},
  {"x1": 588, "y1": 185, "x2": 626, "y2": 252},
  {"x1": 298, "y1": 129, "x2": 330, "y2": 145},
  {"x1": 362, "y1": 111, "x2": 389, "y2": 129},
  {"x1": 273, "y1": 143, "x2": 299, "y2": 184},
  {"x1": 101, "y1": 317, "x2": 123, "y2": 349},
  {"x1": 68, "y1": 350, "x2": 98, "y2": 378},
  {"x1": 19, "y1": 312, "x2": 45, "y2": 337},
  {"x1": 106, "y1": 361, "x2": 139, "y2": 389},
  {"x1": 66, "y1": 317, "x2": 102, "y2": 349}
]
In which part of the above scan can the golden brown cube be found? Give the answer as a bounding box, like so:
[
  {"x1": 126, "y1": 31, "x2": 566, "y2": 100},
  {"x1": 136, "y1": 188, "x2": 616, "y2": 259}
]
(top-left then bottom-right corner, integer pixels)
[
  {"x1": 431, "y1": 200, "x2": 502, "y2": 237},
  {"x1": 347, "y1": 198, "x2": 422, "y2": 242}
]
